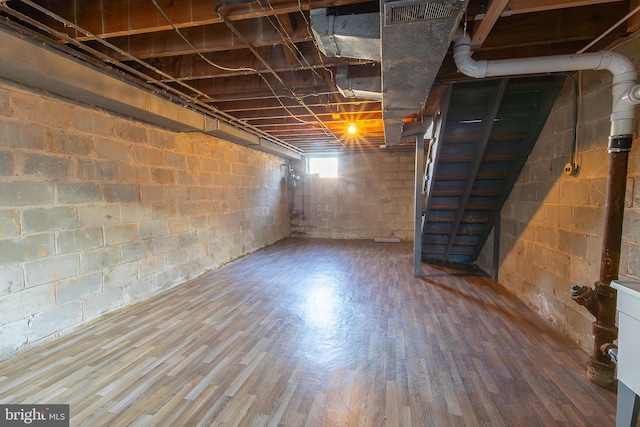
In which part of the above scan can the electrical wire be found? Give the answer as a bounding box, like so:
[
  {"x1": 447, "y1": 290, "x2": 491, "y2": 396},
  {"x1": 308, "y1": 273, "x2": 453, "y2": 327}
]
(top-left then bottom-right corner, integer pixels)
[
  {"x1": 13, "y1": 0, "x2": 346, "y2": 150},
  {"x1": 215, "y1": 0, "x2": 356, "y2": 149},
  {"x1": 149, "y1": 0, "x2": 257, "y2": 74},
  {"x1": 564, "y1": 72, "x2": 581, "y2": 171},
  {"x1": 150, "y1": 0, "x2": 330, "y2": 133},
  {"x1": 253, "y1": 0, "x2": 349, "y2": 130},
  {"x1": 296, "y1": 0, "x2": 325, "y2": 66},
  {"x1": 216, "y1": 2, "x2": 347, "y2": 149},
  {"x1": 256, "y1": 0, "x2": 323, "y2": 81},
  {"x1": 5, "y1": 0, "x2": 302, "y2": 154},
  {"x1": 11, "y1": 0, "x2": 212, "y2": 101},
  {"x1": 604, "y1": 23, "x2": 640, "y2": 53}
]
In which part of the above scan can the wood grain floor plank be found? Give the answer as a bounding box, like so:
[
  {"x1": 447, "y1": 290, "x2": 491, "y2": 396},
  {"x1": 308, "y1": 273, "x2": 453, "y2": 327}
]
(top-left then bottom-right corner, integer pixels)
[{"x1": 0, "y1": 238, "x2": 620, "y2": 426}]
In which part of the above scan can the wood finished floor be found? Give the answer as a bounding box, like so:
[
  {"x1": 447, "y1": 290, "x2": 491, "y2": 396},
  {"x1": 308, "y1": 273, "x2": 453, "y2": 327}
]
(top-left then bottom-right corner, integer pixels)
[{"x1": 0, "y1": 238, "x2": 617, "y2": 426}]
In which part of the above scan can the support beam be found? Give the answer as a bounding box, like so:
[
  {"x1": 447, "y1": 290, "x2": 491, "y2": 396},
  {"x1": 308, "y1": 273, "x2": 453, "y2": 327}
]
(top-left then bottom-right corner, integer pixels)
[
  {"x1": 424, "y1": 87, "x2": 453, "y2": 216},
  {"x1": 176, "y1": 69, "x2": 330, "y2": 100},
  {"x1": 218, "y1": 98, "x2": 381, "y2": 113},
  {"x1": 444, "y1": 79, "x2": 507, "y2": 261},
  {"x1": 473, "y1": 4, "x2": 628, "y2": 52},
  {"x1": 275, "y1": 13, "x2": 301, "y2": 65},
  {"x1": 507, "y1": 0, "x2": 623, "y2": 15},
  {"x1": 414, "y1": 132, "x2": 426, "y2": 276},
  {"x1": 152, "y1": 49, "x2": 366, "y2": 82},
  {"x1": 0, "y1": 24, "x2": 203, "y2": 132},
  {"x1": 84, "y1": 17, "x2": 313, "y2": 60},
  {"x1": 38, "y1": 0, "x2": 375, "y2": 41},
  {"x1": 629, "y1": 0, "x2": 640, "y2": 32},
  {"x1": 471, "y1": 0, "x2": 510, "y2": 48}
]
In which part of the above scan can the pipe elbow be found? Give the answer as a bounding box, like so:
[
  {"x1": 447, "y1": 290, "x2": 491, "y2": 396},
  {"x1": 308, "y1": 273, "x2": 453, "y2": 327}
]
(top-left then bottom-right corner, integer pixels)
[
  {"x1": 452, "y1": 34, "x2": 487, "y2": 79},
  {"x1": 597, "y1": 51, "x2": 638, "y2": 80}
]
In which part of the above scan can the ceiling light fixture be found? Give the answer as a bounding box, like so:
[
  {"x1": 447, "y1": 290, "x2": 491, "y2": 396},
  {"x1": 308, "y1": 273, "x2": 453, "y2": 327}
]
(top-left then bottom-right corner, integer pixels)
[{"x1": 348, "y1": 123, "x2": 357, "y2": 134}]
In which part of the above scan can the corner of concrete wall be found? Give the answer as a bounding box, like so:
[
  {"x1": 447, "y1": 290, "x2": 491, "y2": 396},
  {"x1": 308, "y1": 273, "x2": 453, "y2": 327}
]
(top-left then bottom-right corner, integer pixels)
[
  {"x1": 0, "y1": 79, "x2": 291, "y2": 359},
  {"x1": 290, "y1": 151, "x2": 415, "y2": 240}
]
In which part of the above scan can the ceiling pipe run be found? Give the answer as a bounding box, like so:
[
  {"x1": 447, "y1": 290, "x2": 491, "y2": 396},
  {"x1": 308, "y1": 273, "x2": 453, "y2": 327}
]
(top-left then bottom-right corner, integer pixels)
[
  {"x1": 453, "y1": 32, "x2": 640, "y2": 138},
  {"x1": 453, "y1": 30, "x2": 640, "y2": 388}
]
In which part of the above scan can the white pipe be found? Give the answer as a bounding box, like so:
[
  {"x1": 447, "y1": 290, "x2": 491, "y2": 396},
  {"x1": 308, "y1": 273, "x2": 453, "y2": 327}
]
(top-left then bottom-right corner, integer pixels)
[{"x1": 453, "y1": 32, "x2": 640, "y2": 139}]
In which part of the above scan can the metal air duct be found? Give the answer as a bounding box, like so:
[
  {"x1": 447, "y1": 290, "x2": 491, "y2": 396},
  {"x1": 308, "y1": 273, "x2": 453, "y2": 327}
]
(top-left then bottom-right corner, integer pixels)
[
  {"x1": 335, "y1": 65, "x2": 382, "y2": 100},
  {"x1": 311, "y1": 1, "x2": 468, "y2": 146},
  {"x1": 310, "y1": 9, "x2": 381, "y2": 61},
  {"x1": 381, "y1": 0, "x2": 469, "y2": 146}
]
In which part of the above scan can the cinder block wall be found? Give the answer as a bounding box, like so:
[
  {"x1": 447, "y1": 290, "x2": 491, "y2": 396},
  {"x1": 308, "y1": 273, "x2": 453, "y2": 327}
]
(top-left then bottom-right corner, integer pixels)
[
  {"x1": 0, "y1": 79, "x2": 291, "y2": 359},
  {"x1": 477, "y1": 37, "x2": 640, "y2": 351},
  {"x1": 290, "y1": 151, "x2": 414, "y2": 240}
]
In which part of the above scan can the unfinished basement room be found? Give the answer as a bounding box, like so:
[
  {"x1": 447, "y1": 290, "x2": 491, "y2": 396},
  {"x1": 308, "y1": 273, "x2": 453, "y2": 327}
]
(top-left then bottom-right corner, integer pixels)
[{"x1": 1, "y1": 0, "x2": 640, "y2": 426}]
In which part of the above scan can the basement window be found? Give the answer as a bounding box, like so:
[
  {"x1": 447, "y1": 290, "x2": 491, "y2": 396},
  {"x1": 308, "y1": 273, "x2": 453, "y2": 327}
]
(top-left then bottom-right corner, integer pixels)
[{"x1": 309, "y1": 157, "x2": 338, "y2": 178}]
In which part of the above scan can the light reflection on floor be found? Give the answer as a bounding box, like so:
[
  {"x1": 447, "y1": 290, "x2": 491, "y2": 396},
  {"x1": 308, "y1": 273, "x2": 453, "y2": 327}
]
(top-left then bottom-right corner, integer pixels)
[
  {"x1": 304, "y1": 280, "x2": 340, "y2": 329},
  {"x1": 296, "y1": 271, "x2": 359, "y2": 369}
]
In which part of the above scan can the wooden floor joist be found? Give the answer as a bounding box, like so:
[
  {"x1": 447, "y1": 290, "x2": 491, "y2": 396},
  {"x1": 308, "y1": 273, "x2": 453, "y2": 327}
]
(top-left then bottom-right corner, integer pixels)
[{"x1": 0, "y1": 238, "x2": 616, "y2": 426}]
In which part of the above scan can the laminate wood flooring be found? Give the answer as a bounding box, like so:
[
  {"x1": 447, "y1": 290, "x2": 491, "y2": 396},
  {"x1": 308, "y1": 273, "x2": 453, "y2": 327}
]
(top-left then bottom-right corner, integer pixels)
[{"x1": 0, "y1": 238, "x2": 618, "y2": 426}]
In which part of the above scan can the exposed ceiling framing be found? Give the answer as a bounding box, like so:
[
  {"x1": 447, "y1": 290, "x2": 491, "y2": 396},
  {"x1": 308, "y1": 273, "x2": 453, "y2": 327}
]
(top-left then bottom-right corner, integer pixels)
[{"x1": 0, "y1": 0, "x2": 635, "y2": 155}]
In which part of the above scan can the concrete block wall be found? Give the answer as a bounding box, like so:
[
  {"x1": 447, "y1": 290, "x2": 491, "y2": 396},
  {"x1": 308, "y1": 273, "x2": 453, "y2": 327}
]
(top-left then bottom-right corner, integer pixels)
[
  {"x1": 290, "y1": 151, "x2": 414, "y2": 240},
  {"x1": 477, "y1": 36, "x2": 640, "y2": 351},
  {"x1": 0, "y1": 79, "x2": 291, "y2": 359}
]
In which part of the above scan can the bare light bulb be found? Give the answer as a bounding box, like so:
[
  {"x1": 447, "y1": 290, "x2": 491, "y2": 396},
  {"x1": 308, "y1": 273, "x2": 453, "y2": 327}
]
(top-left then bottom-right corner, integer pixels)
[{"x1": 347, "y1": 123, "x2": 357, "y2": 134}]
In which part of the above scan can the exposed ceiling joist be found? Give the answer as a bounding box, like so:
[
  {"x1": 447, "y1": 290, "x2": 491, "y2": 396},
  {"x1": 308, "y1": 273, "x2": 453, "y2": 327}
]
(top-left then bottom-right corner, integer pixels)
[
  {"x1": 629, "y1": 0, "x2": 640, "y2": 32},
  {"x1": 52, "y1": 0, "x2": 375, "y2": 41},
  {"x1": 148, "y1": 48, "x2": 371, "y2": 82},
  {"x1": 1, "y1": 0, "x2": 635, "y2": 154},
  {"x1": 507, "y1": 0, "x2": 623, "y2": 14},
  {"x1": 470, "y1": 0, "x2": 510, "y2": 48},
  {"x1": 84, "y1": 16, "x2": 314, "y2": 60}
]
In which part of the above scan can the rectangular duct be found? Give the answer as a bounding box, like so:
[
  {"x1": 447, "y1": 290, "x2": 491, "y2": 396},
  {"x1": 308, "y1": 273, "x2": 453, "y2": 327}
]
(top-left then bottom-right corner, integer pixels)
[
  {"x1": 381, "y1": 0, "x2": 468, "y2": 146},
  {"x1": 203, "y1": 118, "x2": 302, "y2": 160},
  {"x1": 203, "y1": 117, "x2": 260, "y2": 146},
  {"x1": 311, "y1": 1, "x2": 468, "y2": 147},
  {"x1": 335, "y1": 65, "x2": 382, "y2": 100},
  {"x1": 310, "y1": 10, "x2": 381, "y2": 61}
]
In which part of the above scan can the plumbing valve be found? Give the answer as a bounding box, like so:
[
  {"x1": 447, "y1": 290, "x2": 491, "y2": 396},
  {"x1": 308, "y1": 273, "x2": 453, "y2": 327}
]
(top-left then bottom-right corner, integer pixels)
[
  {"x1": 570, "y1": 284, "x2": 596, "y2": 304},
  {"x1": 601, "y1": 343, "x2": 618, "y2": 363},
  {"x1": 570, "y1": 284, "x2": 598, "y2": 316}
]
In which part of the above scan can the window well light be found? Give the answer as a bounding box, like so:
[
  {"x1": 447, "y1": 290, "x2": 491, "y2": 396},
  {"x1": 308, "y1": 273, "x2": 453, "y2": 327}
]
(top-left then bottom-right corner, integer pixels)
[{"x1": 309, "y1": 157, "x2": 338, "y2": 178}]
